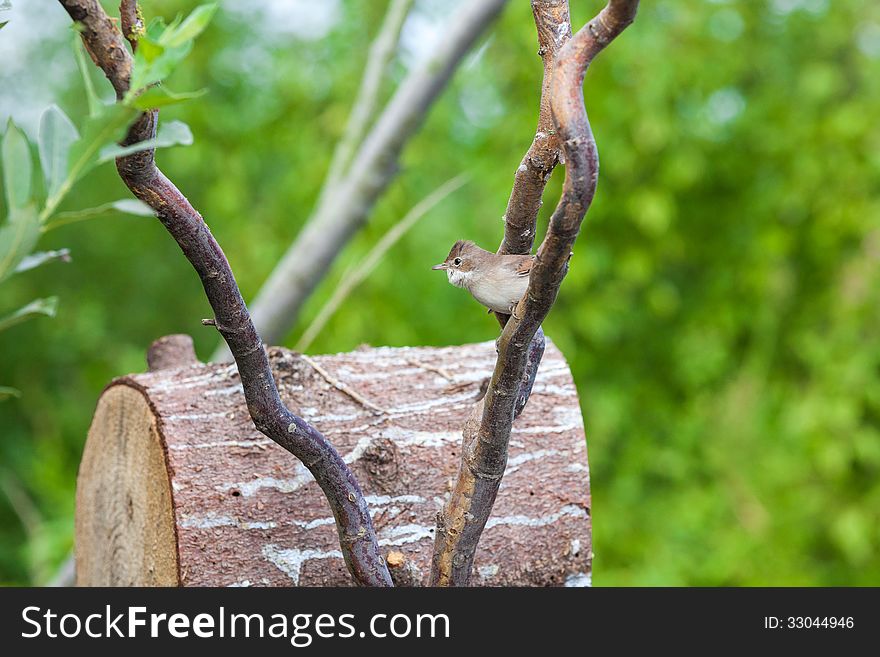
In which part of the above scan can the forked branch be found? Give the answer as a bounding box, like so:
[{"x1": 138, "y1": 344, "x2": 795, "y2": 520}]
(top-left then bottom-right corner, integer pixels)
[
  {"x1": 58, "y1": 0, "x2": 392, "y2": 586},
  {"x1": 431, "y1": 0, "x2": 639, "y2": 586},
  {"x1": 498, "y1": 0, "x2": 572, "y2": 257}
]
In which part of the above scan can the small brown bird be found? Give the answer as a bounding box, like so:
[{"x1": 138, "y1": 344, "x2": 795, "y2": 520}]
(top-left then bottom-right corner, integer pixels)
[{"x1": 432, "y1": 240, "x2": 534, "y2": 315}]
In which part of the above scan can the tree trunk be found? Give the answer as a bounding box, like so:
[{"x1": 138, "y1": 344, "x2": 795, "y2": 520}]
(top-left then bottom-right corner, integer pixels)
[{"x1": 76, "y1": 338, "x2": 592, "y2": 587}]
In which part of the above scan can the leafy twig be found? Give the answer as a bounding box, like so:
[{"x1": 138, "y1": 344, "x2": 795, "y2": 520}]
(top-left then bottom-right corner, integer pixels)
[{"x1": 0, "y1": 297, "x2": 58, "y2": 333}]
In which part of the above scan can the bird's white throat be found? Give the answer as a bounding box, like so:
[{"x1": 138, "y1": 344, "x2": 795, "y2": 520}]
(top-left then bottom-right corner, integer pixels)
[{"x1": 447, "y1": 269, "x2": 472, "y2": 289}]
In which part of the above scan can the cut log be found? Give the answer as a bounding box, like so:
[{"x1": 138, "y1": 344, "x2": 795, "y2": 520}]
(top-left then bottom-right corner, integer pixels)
[{"x1": 76, "y1": 338, "x2": 592, "y2": 586}]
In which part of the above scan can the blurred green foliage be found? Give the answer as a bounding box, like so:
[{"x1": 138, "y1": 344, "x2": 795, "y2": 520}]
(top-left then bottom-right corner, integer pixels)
[{"x1": 1, "y1": 0, "x2": 879, "y2": 586}]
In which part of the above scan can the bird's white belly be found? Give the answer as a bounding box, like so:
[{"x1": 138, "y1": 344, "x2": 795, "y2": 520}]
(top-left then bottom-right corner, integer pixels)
[
  {"x1": 470, "y1": 276, "x2": 529, "y2": 313},
  {"x1": 447, "y1": 268, "x2": 528, "y2": 313}
]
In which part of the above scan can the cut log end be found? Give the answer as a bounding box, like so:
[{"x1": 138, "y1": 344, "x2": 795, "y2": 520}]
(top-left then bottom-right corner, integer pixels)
[
  {"x1": 76, "y1": 340, "x2": 592, "y2": 587},
  {"x1": 76, "y1": 385, "x2": 179, "y2": 585}
]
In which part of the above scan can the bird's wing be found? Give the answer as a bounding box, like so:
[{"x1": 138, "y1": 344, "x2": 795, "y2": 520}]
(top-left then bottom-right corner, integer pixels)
[
  {"x1": 513, "y1": 255, "x2": 534, "y2": 277},
  {"x1": 494, "y1": 254, "x2": 535, "y2": 278}
]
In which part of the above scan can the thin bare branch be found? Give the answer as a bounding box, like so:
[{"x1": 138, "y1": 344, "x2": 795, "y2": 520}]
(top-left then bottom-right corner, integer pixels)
[
  {"x1": 318, "y1": 0, "x2": 413, "y2": 202},
  {"x1": 498, "y1": 0, "x2": 572, "y2": 257},
  {"x1": 219, "y1": 0, "x2": 508, "y2": 359},
  {"x1": 57, "y1": 0, "x2": 392, "y2": 586},
  {"x1": 431, "y1": 0, "x2": 639, "y2": 587},
  {"x1": 296, "y1": 174, "x2": 468, "y2": 353},
  {"x1": 119, "y1": 0, "x2": 142, "y2": 52},
  {"x1": 492, "y1": 0, "x2": 573, "y2": 330},
  {"x1": 406, "y1": 358, "x2": 454, "y2": 382},
  {"x1": 58, "y1": 0, "x2": 131, "y2": 99},
  {"x1": 300, "y1": 354, "x2": 389, "y2": 415}
]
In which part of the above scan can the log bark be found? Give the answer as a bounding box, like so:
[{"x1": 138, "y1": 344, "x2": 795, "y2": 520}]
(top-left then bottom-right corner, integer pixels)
[{"x1": 76, "y1": 339, "x2": 592, "y2": 587}]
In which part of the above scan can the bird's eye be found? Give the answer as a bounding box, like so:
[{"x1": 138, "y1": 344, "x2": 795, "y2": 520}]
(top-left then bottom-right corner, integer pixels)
[{"x1": 453, "y1": 257, "x2": 462, "y2": 267}]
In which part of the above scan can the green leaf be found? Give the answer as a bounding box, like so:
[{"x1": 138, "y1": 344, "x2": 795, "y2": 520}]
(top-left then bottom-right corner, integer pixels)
[
  {"x1": 125, "y1": 4, "x2": 217, "y2": 100},
  {"x1": 161, "y1": 4, "x2": 217, "y2": 48},
  {"x1": 73, "y1": 37, "x2": 102, "y2": 118},
  {"x1": 111, "y1": 199, "x2": 154, "y2": 216},
  {"x1": 149, "y1": 15, "x2": 181, "y2": 42},
  {"x1": 42, "y1": 104, "x2": 137, "y2": 219},
  {"x1": 128, "y1": 41, "x2": 192, "y2": 95},
  {"x1": 42, "y1": 199, "x2": 153, "y2": 231},
  {"x1": 0, "y1": 21, "x2": 8, "y2": 31},
  {"x1": 13, "y1": 248, "x2": 71, "y2": 275},
  {"x1": 0, "y1": 205, "x2": 40, "y2": 282},
  {"x1": 38, "y1": 105, "x2": 79, "y2": 198},
  {"x1": 0, "y1": 297, "x2": 58, "y2": 333},
  {"x1": 136, "y1": 36, "x2": 164, "y2": 63},
  {"x1": 2, "y1": 119, "x2": 32, "y2": 210},
  {"x1": 66, "y1": 104, "x2": 137, "y2": 182},
  {"x1": 0, "y1": 387, "x2": 21, "y2": 401},
  {"x1": 130, "y1": 86, "x2": 207, "y2": 110},
  {"x1": 98, "y1": 120, "x2": 193, "y2": 162}
]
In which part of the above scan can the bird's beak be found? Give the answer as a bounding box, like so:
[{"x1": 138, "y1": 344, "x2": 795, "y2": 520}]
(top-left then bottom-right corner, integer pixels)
[{"x1": 431, "y1": 263, "x2": 447, "y2": 270}]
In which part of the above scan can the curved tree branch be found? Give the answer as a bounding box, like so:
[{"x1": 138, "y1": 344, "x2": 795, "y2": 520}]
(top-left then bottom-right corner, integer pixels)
[
  {"x1": 57, "y1": 0, "x2": 392, "y2": 586},
  {"x1": 431, "y1": 0, "x2": 639, "y2": 587},
  {"x1": 498, "y1": 0, "x2": 571, "y2": 257},
  {"x1": 119, "y1": 0, "x2": 143, "y2": 52},
  {"x1": 59, "y1": 0, "x2": 131, "y2": 99}
]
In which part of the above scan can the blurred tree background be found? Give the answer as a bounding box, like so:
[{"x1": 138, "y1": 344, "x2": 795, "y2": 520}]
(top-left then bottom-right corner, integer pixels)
[{"x1": 1, "y1": 0, "x2": 879, "y2": 586}]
